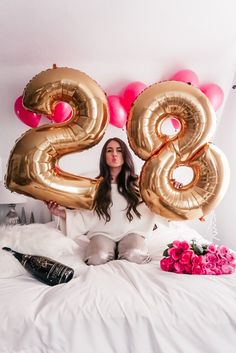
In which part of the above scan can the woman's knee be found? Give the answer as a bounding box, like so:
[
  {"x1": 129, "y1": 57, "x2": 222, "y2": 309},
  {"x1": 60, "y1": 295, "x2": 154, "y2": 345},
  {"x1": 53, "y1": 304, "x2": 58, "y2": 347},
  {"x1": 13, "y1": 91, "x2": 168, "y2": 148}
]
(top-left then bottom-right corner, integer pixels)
[
  {"x1": 85, "y1": 235, "x2": 116, "y2": 265},
  {"x1": 118, "y1": 234, "x2": 151, "y2": 264},
  {"x1": 86, "y1": 251, "x2": 112, "y2": 265},
  {"x1": 118, "y1": 248, "x2": 151, "y2": 264}
]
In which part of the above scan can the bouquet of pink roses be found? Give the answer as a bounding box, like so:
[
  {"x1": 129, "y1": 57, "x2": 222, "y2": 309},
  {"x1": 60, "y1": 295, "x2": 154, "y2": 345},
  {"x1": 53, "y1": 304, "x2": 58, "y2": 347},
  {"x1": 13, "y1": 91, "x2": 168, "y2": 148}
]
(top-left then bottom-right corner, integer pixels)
[{"x1": 160, "y1": 240, "x2": 236, "y2": 275}]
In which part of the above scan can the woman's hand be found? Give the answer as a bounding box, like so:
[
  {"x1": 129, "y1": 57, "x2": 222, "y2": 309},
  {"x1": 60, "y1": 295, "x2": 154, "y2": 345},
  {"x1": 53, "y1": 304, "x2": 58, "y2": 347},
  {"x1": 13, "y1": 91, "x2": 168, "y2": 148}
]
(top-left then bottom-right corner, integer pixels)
[{"x1": 44, "y1": 201, "x2": 66, "y2": 219}]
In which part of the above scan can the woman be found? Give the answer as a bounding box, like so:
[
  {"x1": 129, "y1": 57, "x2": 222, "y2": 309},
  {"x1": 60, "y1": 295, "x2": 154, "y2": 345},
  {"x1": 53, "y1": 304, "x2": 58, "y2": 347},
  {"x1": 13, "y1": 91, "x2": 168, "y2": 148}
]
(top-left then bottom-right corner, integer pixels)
[{"x1": 47, "y1": 138, "x2": 175, "y2": 265}]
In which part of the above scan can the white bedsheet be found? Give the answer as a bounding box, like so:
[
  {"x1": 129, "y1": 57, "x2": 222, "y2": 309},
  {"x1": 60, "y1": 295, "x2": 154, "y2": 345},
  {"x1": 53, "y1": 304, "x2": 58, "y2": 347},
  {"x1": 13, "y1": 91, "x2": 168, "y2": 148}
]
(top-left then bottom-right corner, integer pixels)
[{"x1": 0, "y1": 223, "x2": 236, "y2": 353}]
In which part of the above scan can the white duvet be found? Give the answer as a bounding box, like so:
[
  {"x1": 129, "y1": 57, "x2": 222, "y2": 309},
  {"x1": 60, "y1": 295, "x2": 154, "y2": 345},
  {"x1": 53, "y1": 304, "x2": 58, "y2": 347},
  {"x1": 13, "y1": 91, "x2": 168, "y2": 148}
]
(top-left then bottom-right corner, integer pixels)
[{"x1": 0, "y1": 222, "x2": 236, "y2": 353}]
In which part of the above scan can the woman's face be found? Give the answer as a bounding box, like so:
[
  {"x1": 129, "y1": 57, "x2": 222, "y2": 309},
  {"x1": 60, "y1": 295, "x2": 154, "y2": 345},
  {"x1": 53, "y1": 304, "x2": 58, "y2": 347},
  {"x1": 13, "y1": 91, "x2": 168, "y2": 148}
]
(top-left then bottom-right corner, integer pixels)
[{"x1": 105, "y1": 140, "x2": 124, "y2": 168}]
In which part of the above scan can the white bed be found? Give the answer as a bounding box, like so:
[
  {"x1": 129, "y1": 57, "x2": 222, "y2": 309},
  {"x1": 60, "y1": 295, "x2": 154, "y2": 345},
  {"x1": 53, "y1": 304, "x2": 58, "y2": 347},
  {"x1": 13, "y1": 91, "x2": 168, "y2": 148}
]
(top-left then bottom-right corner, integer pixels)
[{"x1": 0, "y1": 222, "x2": 236, "y2": 353}]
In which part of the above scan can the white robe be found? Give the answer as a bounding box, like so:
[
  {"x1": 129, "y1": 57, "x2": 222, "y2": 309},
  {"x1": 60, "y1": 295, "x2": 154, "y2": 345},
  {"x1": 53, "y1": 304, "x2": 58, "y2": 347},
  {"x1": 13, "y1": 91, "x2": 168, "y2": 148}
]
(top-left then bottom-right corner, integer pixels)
[{"x1": 60, "y1": 184, "x2": 169, "y2": 242}]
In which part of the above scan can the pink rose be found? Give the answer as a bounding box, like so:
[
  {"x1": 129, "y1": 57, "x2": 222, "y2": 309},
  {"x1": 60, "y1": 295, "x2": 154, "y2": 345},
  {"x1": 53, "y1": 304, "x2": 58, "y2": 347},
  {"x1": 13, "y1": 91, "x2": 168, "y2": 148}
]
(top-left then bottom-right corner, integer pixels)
[
  {"x1": 192, "y1": 256, "x2": 205, "y2": 274},
  {"x1": 204, "y1": 262, "x2": 216, "y2": 270},
  {"x1": 172, "y1": 240, "x2": 189, "y2": 251},
  {"x1": 168, "y1": 247, "x2": 183, "y2": 260},
  {"x1": 192, "y1": 255, "x2": 203, "y2": 265},
  {"x1": 207, "y1": 244, "x2": 217, "y2": 253},
  {"x1": 205, "y1": 268, "x2": 216, "y2": 275},
  {"x1": 183, "y1": 264, "x2": 192, "y2": 274},
  {"x1": 216, "y1": 258, "x2": 227, "y2": 266},
  {"x1": 221, "y1": 264, "x2": 234, "y2": 274},
  {"x1": 174, "y1": 262, "x2": 185, "y2": 274},
  {"x1": 205, "y1": 252, "x2": 218, "y2": 264},
  {"x1": 226, "y1": 252, "x2": 236, "y2": 264},
  {"x1": 160, "y1": 257, "x2": 175, "y2": 272},
  {"x1": 168, "y1": 241, "x2": 190, "y2": 260},
  {"x1": 192, "y1": 265, "x2": 205, "y2": 275},
  {"x1": 217, "y1": 245, "x2": 230, "y2": 258},
  {"x1": 179, "y1": 250, "x2": 194, "y2": 265},
  {"x1": 172, "y1": 240, "x2": 181, "y2": 248},
  {"x1": 213, "y1": 267, "x2": 223, "y2": 275}
]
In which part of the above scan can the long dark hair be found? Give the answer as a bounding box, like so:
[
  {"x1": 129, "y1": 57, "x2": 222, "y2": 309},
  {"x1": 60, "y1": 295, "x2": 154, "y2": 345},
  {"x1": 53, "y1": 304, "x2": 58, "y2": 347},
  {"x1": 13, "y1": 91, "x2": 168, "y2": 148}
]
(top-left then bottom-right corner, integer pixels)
[{"x1": 94, "y1": 137, "x2": 141, "y2": 222}]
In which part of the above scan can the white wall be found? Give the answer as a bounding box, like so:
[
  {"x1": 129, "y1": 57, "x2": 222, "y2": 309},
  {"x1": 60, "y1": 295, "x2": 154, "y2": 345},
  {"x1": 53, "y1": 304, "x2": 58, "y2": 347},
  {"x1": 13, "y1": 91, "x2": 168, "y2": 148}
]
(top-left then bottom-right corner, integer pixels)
[{"x1": 0, "y1": 0, "x2": 236, "y2": 247}]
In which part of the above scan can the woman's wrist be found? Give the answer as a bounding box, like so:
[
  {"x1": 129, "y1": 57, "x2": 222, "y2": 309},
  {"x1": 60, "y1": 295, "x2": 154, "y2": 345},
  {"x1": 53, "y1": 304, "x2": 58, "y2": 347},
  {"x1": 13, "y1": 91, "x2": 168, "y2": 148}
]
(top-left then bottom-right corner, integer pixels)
[{"x1": 59, "y1": 209, "x2": 66, "y2": 219}]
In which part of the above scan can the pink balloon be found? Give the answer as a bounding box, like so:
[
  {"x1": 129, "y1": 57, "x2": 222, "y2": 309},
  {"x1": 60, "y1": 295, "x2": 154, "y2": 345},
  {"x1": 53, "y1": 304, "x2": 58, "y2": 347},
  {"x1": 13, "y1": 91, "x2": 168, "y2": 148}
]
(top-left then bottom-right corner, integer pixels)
[
  {"x1": 14, "y1": 96, "x2": 41, "y2": 128},
  {"x1": 169, "y1": 69, "x2": 199, "y2": 86},
  {"x1": 50, "y1": 101, "x2": 73, "y2": 123},
  {"x1": 122, "y1": 81, "x2": 147, "y2": 111},
  {"x1": 200, "y1": 84, "x2": 224, "y2": 111},
  {"x1": 108, "y1": 95, "x2": 127, "y2": 128}
]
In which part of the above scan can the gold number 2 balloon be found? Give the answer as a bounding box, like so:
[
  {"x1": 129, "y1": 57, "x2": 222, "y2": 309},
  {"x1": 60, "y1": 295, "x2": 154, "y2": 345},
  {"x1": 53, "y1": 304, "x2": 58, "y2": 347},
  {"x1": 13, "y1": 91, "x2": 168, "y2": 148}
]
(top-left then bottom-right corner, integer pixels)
[
  {"x1": 127, "y1": 81, "x2": 230, "y2": 221},
  {"x1": 6, "y1": 67, "x2": 109, "y2": 209}
]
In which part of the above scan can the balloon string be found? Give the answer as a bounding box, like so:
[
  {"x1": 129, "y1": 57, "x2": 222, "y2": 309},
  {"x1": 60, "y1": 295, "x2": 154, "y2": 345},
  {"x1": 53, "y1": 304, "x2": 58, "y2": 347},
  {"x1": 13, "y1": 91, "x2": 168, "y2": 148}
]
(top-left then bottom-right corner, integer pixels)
[{"x1": 207, "y1": 212, "x2": 220, "y2": 244}]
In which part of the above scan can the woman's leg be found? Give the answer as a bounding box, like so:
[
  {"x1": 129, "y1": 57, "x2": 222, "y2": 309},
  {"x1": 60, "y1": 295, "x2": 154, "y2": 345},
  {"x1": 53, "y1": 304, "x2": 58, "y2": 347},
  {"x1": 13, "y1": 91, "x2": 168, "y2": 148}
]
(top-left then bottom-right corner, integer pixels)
[
  {"x1": 85, "y1": 235, "x2": 116, "y2": 265},
  {"x1": 117, "y1": 233, "x2": 151, "y2": 264}
]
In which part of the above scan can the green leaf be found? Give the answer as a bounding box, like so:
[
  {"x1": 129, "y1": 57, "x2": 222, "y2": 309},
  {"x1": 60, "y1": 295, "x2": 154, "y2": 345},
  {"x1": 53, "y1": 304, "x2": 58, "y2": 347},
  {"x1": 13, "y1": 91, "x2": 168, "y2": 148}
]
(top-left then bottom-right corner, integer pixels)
[
  {"x1": 163, "y1": 249, "x2": 169, "y2": 257},
  {"x1": 201, "y1": 244, "x2": 208, "y2": 255},
  {"x1": 167, "y1": 243, "x2": 174, "y2": 248},
  {"x1": 191, "y1": 244, "x2": 202, "y2": 256}
]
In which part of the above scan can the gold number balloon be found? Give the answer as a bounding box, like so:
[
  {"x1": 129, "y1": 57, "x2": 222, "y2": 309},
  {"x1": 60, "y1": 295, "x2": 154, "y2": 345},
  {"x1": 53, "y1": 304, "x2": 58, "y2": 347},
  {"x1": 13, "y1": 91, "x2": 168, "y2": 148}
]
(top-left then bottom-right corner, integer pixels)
[
  {"x1": 6, "y1": 67, "x2": 109, "y2": 209},
  {"x1": 127, "y1": 81, "x2": 230, "y2": 221}
]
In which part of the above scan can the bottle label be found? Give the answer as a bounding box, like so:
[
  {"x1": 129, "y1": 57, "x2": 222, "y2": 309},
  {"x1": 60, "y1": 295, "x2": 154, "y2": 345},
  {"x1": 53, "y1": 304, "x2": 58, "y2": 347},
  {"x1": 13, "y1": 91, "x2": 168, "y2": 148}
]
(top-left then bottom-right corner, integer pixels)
[
  {"x1": 21, "y1": 255, "x2": 73, "y2": 285},
  {"x1": 48, "y1": 263, "x2": 73, "y2": 283}
]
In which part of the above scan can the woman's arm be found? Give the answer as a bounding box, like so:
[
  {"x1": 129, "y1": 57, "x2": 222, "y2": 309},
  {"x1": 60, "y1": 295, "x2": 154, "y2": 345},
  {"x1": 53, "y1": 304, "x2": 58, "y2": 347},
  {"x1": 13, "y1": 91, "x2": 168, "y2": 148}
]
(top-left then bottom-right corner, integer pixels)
[{"x1": 45, "y1": 201, "x2": 92, "y2": 238}]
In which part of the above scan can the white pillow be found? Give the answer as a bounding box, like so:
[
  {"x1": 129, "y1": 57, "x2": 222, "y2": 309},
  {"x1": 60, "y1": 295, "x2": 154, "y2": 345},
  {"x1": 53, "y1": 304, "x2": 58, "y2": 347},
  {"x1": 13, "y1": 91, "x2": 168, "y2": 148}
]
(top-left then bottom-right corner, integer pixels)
[
  {"x1": 148, "y1": 221, "x2": 207, "y2": 260},
  {"x1": 0, "y1": 223, "x2": 88, "y2": 279},
  {"x1": 0, "y1": 221, "x2": 207, "y2": 279}
]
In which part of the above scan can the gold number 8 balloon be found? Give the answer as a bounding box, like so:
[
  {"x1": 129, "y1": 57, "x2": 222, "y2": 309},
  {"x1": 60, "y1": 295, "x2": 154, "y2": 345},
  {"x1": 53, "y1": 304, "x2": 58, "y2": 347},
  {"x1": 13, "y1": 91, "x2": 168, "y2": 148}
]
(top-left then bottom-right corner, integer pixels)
[
  {"x1": 127, "y1": 81, "x2": 230, "y2": 221},
  {"x1": 6, "y1": 67, "x2": 109, "y2": 209}
]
